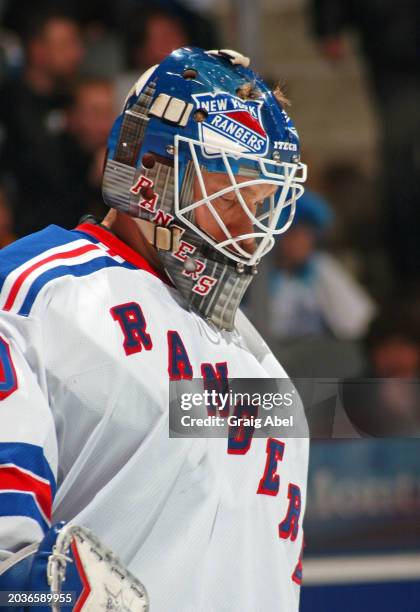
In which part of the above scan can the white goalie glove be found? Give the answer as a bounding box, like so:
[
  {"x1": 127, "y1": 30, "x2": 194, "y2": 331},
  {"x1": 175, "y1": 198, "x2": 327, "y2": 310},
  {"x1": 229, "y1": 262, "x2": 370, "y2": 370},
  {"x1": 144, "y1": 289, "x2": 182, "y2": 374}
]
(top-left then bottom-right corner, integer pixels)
[
  {"x1": 0, "y1": 522, "x2": 149, "y2": 612},
  {"x1": 47, "y1": 524, "x2": 149, "y2": 611}
]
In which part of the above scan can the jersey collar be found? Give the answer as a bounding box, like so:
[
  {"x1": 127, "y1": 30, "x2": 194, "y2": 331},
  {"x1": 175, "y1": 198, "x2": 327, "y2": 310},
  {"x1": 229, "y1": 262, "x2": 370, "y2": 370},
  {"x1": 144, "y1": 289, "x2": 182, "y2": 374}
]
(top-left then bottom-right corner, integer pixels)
[{"x1": 75, "y1": 222, "x2": 172, "y2": 286}]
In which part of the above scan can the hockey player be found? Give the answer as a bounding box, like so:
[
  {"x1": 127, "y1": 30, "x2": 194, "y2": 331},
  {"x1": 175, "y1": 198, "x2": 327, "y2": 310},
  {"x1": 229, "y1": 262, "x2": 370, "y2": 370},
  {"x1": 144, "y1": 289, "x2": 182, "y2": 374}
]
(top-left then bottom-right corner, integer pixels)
[{"x1": 0, "y1": 48, "x2": 308, "y2": 610}]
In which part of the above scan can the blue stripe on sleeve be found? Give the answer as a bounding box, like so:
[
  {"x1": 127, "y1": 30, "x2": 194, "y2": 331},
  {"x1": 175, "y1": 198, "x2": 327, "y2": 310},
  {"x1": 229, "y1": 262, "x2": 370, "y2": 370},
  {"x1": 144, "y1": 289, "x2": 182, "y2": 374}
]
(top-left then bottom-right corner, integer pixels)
[
  {"x1": 18, "y1": 257, "x2": 136, "y2": 316},
  {"x1": 0, "y1": 443, "x2": 56, "y2": 497},
  {"x1": 0, "y1": 226, "x2": 82, "y2": 294}
]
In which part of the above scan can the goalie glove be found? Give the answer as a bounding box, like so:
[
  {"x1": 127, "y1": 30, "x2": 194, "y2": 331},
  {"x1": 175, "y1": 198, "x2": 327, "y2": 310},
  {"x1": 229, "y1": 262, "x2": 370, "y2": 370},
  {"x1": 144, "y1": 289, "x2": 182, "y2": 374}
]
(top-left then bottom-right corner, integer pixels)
[{"x1": 0, "y1": 522, "x2": 149, "y2": 611}]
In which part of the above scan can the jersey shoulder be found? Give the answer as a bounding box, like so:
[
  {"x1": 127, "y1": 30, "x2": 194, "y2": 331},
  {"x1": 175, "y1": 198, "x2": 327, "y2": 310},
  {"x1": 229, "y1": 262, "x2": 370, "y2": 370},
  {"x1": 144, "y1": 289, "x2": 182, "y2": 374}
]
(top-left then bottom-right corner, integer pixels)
[
  {"x1": 0, "y1": 223, "x2": 152, "y2": 317},
  {"x1": 0, "y1": 224, "x2": 80, "y2": 271},
  {"x1": 0, "y1": 225, "x2": 83, "y2": 311}
]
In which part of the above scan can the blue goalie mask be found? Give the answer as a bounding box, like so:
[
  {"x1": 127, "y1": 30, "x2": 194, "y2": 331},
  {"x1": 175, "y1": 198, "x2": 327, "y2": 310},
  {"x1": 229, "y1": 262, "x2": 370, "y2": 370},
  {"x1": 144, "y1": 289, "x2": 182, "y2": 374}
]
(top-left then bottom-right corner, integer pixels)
[{"x1": 102, "y1": 47, "x2": 307, "y2": 330}]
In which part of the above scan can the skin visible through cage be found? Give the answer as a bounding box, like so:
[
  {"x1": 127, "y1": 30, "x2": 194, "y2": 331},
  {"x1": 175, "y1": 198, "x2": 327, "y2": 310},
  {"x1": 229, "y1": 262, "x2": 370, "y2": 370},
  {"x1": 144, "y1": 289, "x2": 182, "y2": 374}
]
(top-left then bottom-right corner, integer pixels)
[{"x1": 193, "y1": 171, "x2": 278, "y2": 254}]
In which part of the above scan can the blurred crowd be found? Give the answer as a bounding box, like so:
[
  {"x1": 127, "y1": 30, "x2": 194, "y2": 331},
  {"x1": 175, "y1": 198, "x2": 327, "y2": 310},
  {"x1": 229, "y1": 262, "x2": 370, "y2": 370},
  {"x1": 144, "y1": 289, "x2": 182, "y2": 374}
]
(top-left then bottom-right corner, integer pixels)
[
  {"x1": 0, "y1": 0, "x2": 217, "y2": 238},
  {"x1": 0, "y1": 0, "x2": 419, "y2": 401},
  {"x1": 268, "y1": 0, "x2": 419, "y2": 400}
]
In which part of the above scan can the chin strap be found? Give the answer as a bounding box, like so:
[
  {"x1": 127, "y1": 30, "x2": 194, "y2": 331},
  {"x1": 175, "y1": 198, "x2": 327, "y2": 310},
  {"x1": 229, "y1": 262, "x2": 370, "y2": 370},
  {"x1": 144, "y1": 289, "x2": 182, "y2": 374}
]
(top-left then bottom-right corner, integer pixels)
[{"x1": 136, "y1": 218, "x2": 183, "y2": 252}]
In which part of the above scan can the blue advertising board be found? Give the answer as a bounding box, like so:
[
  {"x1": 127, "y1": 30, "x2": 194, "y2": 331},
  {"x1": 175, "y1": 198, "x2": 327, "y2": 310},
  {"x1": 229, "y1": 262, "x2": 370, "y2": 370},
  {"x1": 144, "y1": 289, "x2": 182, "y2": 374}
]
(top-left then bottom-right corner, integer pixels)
[{"x1": 301, "y1": 440, "x2": 420, "y2": 611}]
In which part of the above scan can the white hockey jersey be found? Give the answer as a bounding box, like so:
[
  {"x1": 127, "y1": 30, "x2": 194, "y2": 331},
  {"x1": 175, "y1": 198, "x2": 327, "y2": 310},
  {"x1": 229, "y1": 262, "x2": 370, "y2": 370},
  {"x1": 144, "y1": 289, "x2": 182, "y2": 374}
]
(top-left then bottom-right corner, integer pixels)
[{"x1": 0, "y1": 222, "x2": 309, "y2": 611}]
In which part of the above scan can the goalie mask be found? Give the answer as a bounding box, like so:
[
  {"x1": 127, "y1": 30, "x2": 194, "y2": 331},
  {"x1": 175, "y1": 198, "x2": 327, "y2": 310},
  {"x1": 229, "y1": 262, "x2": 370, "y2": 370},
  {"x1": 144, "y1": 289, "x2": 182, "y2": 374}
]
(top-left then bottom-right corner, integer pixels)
[{"x1": 102, "y1": 47, "x2": 307, "y2": 330}]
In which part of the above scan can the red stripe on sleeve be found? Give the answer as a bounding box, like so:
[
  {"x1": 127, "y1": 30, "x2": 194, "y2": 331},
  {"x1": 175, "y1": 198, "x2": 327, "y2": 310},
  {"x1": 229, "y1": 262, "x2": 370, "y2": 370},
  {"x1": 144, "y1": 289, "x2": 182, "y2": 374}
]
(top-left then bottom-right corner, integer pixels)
[
  {"x1": 3, "y1": 244, "x2": 99, "y2": 311},
  {"x1": 0, "y1": 466, "x2": 52, "y2": 520}
]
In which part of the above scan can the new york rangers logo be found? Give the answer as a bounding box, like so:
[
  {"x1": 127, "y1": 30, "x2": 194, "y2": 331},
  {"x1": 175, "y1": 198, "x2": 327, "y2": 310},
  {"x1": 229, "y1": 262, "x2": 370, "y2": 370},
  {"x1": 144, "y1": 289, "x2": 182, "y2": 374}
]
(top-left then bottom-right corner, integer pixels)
[{"x1": 192, "y1": 92, "x2": 269, "y2": 157}]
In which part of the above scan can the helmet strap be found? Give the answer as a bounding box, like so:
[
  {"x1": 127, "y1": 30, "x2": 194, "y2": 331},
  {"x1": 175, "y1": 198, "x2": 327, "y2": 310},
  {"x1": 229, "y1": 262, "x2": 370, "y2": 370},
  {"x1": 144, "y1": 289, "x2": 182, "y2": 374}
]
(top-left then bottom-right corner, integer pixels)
[{"x1": 136, "y1": 218, "x2": 183, "y2": 252}]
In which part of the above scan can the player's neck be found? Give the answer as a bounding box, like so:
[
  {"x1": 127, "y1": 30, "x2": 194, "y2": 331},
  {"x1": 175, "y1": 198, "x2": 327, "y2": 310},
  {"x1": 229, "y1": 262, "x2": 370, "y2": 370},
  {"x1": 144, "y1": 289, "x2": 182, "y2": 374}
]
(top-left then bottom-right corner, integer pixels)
[{"x1": 102, "y1": 210, "x2": 164, "y2": 272}]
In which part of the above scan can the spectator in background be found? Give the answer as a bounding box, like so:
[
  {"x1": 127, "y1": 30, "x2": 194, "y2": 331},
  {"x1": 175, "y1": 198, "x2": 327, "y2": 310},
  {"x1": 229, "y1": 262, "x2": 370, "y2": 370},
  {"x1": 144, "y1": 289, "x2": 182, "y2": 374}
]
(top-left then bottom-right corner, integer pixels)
[
  {"x1": 365, "y1": 304, "x2": 420, "y2": 379},
  {"x1": 115, "y1": 4, "x2": 189, "y2": 108},
  {"x1": 59, "y1": 77, "x2": 116, "y2": 219},
  {"x1": 309, "y1": 0, "x2": 420, "y2": 292},
  {"x1": 0, "y1": 11, "x2": 84, "y2": 236},
  {"x1": 0, "y1": 0, "x2": 119, "y2": 40},
  {"x1": 269, "y1": 190, "x2": 375, "y2": 341},
  {"x1": 1, "y1": 0, "x2": 124, "y2": 78},
  {"x1": 126, "y1": 5, "x2": 189, "y2": 70},
  {"x1": 341, "y1": 303, "x2": 420, "y2": 436},
  {"x1": 115, "y1": 1, "x2": 219, "y2": 108}
]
